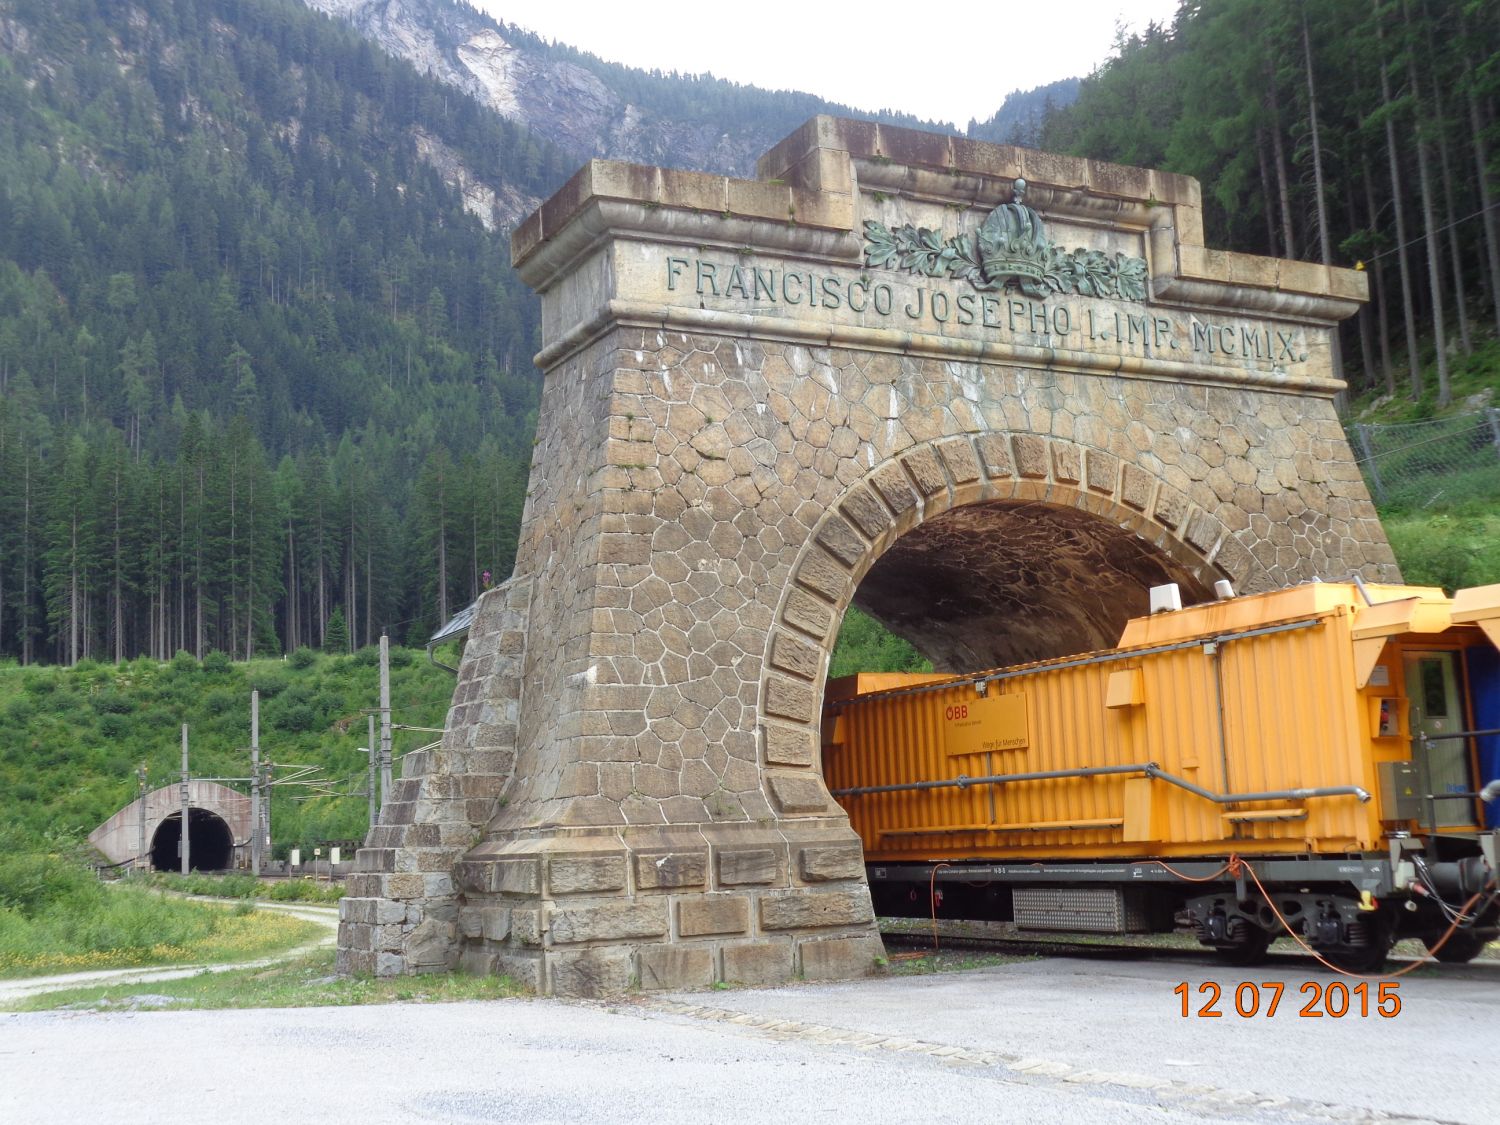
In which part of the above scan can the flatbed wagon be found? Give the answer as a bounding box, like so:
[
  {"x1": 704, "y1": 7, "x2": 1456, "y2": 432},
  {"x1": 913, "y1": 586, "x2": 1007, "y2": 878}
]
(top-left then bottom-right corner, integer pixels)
[{"x1": 824, "y1": 581, "x2": 1500, "y2": 969}]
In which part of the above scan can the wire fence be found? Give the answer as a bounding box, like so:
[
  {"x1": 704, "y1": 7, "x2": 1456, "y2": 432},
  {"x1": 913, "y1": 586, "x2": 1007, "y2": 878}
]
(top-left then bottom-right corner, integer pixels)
[{"x1": 1347, "y1": 410, "x2": 1500, "y2": 512}]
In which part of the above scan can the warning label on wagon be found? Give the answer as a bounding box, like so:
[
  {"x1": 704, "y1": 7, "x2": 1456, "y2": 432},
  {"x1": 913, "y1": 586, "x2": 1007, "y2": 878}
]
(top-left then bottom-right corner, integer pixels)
[{"x1": 943, "y1": 692, "x2": 1029, "y2": 756}]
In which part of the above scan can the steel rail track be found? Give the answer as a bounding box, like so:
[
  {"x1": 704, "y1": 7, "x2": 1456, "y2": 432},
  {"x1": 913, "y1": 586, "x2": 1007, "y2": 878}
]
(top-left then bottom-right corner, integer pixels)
[{"x1": 878, "y1": 925, "x2": 1500, "y2": 977}]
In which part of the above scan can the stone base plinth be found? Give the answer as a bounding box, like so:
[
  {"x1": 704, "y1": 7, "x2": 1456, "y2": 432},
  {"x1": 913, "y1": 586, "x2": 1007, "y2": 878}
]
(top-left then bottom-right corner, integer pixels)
[{"x1": 452, "y1": 822, "x2": 884, "y2": 995}]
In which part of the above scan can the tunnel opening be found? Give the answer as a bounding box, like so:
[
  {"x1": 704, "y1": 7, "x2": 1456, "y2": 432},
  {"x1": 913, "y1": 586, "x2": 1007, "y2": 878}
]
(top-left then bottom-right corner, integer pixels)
[
  {"x1": 822, "y1": 498, "x2": 1221, "y2": 920},
  {"x1": 846, "y1": 499, "x2": 1214, "y2": 673},
  {"x1": 149, "y1": 807, "x2": 235, "y2": 871}
]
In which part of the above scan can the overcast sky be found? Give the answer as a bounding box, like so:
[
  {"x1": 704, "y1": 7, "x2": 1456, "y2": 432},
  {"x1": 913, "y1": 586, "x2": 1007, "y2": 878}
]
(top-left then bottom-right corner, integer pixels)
[{"x1": 472, "y1": 1, "x2": 1183, "y2": 127}]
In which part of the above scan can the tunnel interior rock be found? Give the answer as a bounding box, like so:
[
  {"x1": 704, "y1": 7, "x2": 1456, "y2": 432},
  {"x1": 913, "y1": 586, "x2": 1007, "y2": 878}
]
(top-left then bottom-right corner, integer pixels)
[
  {"x1": 149, "y1": 807, "x2": 234, "y2": 871},
  {"x1": 852, "y1": 500, "x2": 1213, "y2": 672}
]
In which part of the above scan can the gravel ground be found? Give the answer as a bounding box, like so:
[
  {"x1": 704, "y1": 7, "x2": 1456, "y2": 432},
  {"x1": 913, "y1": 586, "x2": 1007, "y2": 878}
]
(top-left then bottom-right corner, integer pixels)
[{"x1": 4, "y1": 953, "x2": 1497, "y2": 1124}]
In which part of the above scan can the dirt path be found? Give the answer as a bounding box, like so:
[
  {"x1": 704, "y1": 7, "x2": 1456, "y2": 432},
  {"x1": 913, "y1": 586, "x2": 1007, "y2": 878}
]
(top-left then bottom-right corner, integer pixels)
[{"x1": 0, "y1": 899, "x2": 339, "y2": 1004}]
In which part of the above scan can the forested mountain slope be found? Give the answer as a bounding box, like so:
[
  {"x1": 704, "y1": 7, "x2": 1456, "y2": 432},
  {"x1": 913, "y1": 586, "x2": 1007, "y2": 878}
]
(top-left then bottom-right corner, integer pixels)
[
  {"x1": 0, "y1": 0, "x2": 574, "y2": 664},
  {"x1": 304, "y1": 0, "x2": 947, "y2": 176},
  {"x1": 1040, "y1": 0, "x2": 1500, "y2": 408}
]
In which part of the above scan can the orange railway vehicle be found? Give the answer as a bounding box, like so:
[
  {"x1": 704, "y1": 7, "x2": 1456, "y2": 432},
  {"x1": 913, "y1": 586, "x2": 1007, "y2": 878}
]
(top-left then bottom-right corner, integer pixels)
[{"x1": 824, "y1": 581, "x2": 1500, "y2": 969}]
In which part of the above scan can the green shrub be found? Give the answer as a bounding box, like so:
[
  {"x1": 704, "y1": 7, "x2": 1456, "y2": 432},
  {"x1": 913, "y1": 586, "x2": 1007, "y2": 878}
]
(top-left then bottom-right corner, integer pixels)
[
  {"x1": 0, "y1": 849, "x2": 97, "y2": 917},
  {"x1": 266, "y1": 879, "x2": 344, "y2": 903},
  {"x1": 277, "y1": 703, "x2": 319, "y2": 732},
  {"x1": 1384, "y1": 514, "x2": 1500, "y2": 592},
  {"x1": 287, "y1": 647, "x2": 318, "y2": 670},
  {"x1": 90, "y1": 692, "x2": 134, "y2": 715},
  {"x1": 201, "y1": 650, "x2": 232, "y2": 675},
  {"x1": 98, "y1": 713, "x2": 130, "y2": 739},
  {"x1": 203, "y1": 687, "x2": 242, "y2": 716},
  {"x1": 248, "y1": 668, "x2": 291, "y2": 699}
]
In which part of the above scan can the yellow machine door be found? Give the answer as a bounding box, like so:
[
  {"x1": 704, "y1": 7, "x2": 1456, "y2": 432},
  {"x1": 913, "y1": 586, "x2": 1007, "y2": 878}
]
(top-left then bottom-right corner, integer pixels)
[{"x1": 1402, "y1": 651, "x2": 1475, "y2": 828}]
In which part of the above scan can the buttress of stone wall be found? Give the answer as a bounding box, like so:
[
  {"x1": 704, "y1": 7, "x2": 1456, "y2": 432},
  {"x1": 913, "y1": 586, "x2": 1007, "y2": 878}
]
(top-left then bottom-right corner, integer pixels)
[{"x1": 336, "y1": 577, "x2": 531, "y2": 975}]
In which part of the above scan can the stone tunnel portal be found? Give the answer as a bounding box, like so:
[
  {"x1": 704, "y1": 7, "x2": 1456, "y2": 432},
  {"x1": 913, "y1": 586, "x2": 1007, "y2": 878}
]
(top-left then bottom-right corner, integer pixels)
[
  {"x1": 849, "y1": 499, "x2": 1214, "y2": 673},
  {"x1": 148, "y1": 807, "x2": 235, "y2": 872}
]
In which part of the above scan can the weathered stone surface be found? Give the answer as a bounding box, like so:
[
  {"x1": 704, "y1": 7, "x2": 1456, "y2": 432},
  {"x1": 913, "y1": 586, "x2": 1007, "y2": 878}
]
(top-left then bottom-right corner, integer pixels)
[
  {"x1": 1012, "y1": 434, "x2": 1049, "y2": 478},
  {"x1": 798, "y1": 844, "x2": 865, "y2": 882},
  {"x1": 763, "y1": 722, "x2": 816, "y2": 766},
  {"x1": 769, "y1": 632, "x2": 823, "y2": 681},
  {"x1": 634, "y1": 850, "x2": 708, "y2": 890},
  {"x1": 480, "y1": 907, "x2": 510, "y2": 942},
  {"x1": 799, "y1": 933, "x2": 886, "y2": 980},
  {"x1": 548, "y1": 900, "x2": 669, "y2": 944},
  {"x1": 767, "y1": 771, "x2": 830, "y2": 815},
  {"x1": 760, "y1": 889, "x2": 875, "y2": 930},
  {"x1": 717, "y1": 848, "x2": 780, "y2": 886},
  {"x1": 548, "y1": 853, "x2": 627, "y2": 895},
  {"x1": 549, "y1": 947, "x2": 634, "y2": 997},
  {"x1": 722, "y1": 941, "x2": 795, "y2": 986},
  {"x1": 678, "y1": 894, "x2": 750, "y2": 937},
  {"x1": 638, "y1": 944, "x2": 715, "y2": 990}
]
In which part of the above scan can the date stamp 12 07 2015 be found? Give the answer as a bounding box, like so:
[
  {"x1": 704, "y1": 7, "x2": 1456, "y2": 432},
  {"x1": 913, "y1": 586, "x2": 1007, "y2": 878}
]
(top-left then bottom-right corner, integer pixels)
[{"x1": 1174, "y1": 980, "x2": 1401, "y2": 1018}]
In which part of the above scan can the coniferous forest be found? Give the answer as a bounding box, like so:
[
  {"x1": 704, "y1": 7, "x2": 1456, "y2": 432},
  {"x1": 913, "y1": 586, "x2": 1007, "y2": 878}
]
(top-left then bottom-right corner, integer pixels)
[
  {"x1": 1, "y1": 0, "x2": 1498, "y2": 669},
  {"x1": 0, "y1": 0, "x2": 579, "y2": 664},
  {"x1": 1042, "y1": 0, "x2": 1500, "y2": 406}
]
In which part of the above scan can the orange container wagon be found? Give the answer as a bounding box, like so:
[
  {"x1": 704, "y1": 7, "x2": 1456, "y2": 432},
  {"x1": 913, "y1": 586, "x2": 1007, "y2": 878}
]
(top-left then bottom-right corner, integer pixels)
[{"x1": 824, "y1": 581, "x2": 1500, "y2": 969}]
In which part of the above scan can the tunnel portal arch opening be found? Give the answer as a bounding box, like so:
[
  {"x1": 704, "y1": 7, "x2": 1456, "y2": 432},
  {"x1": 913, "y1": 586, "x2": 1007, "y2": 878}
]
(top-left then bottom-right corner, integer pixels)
[
  {"x1": 761, "y1": 438, "x2": 1256, "y2": 815},
  {"x1": 149, "y1": 807, "x2": 235, "y2": 872},
  {"x1": 843, "y1": 497, "x2": 1216, "y2": 674}
]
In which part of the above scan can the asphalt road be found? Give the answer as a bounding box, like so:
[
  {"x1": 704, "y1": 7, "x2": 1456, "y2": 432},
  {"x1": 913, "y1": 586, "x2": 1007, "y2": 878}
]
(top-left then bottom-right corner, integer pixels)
[{"x1": 3, "y1": 953, "x2": 1496, "y2": 1124}]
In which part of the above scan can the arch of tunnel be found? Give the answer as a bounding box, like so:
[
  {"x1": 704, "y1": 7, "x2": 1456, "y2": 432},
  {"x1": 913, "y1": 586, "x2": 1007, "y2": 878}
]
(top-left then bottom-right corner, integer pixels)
[
  {"x1": 336, "y1": 116, "x2": 1396, "y2": 995},
  {"x1": 88, "y1": 780, "x2": 249, "y2": 872}
]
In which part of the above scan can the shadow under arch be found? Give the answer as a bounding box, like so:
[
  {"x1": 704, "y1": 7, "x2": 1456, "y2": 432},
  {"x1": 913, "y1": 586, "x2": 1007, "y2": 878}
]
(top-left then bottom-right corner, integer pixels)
[
  {"x1": 149, "y1": 807, "x2": 235, "y2": 872},
  {"x1": 756, "y1": 431, "x2": 1272, "y2": 797}
]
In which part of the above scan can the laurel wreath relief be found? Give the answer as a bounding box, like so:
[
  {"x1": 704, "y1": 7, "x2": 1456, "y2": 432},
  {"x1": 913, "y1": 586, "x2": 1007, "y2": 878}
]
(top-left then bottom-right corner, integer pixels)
[{"x1": 862, "y1": 219, "x2": 1150, "y2": 303}]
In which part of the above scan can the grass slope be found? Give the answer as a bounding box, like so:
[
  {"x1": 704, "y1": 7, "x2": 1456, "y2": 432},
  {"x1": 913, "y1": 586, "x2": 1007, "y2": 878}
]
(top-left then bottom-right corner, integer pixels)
[
  {"x1": 0, "y1": 645, "x2": 456, "y2": 853},
  {"x1": 7, "y1": 947, "x2": 523, "y2": 1011},
  {"x1": 0, "y1": 843, "x2": 322, "y2": 978}
]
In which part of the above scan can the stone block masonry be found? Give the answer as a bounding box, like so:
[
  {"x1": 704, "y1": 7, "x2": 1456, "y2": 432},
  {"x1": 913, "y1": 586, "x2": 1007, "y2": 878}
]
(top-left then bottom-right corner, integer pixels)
[{"x1": 336, "y1": 115, "x2": 1388, "y2": 994}]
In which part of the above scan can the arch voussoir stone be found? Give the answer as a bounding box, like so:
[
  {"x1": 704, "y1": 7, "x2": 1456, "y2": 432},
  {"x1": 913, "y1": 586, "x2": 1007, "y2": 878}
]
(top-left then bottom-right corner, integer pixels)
[{"x1": 337, "y1": 116, "x2": 1396, "y2": 995}]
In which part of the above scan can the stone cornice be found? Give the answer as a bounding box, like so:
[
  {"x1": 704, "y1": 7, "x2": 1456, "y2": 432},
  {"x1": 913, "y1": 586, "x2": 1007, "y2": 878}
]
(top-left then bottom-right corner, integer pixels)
[{"x1": 515, "y1": 115, "x2": 1367, "y2": 324}]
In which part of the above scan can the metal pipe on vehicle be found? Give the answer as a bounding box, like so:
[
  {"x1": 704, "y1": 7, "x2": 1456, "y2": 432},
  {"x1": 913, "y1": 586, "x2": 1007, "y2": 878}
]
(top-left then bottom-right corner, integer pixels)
[
  {"x1": 1141, "y1": 764, "x2": 1371, "y2": 804},
  {"x1": 832, "y1": 763, "x2": 1154, "y2": 798},
  {"x1": 832, "y1": 760, "x2": 1371, "y2": 805}
]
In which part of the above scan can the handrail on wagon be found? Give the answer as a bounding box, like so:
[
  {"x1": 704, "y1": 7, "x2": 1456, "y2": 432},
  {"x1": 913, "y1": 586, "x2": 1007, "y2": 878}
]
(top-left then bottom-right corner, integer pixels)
[
  {"x1": 830, "y1": 760, "x2": 1371, "y2": 805},
  {"x1": 1416, "y1": 727, "x2": 1500, "y2": 743},
  {"x1": 825, "y1": 617, "x2": 1328, "y2": 709},
  {"x1": 1141, "y1": 764, "x2": 1370, "y2": 805}
]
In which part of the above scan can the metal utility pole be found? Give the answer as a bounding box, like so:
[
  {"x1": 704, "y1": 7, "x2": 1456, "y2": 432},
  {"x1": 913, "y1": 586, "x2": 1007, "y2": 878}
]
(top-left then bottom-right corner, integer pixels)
[
  {"x1": 378, "y1": 632, "x2": 393, "y2": 820},
  {"x1": 179, "y1": 723, "x2": 191, "y2": 875},
  {"x1": 135, "y1": 764, "x2": 148, "y2": 874},
  {"x1": 367, "y1": 713, "x2": 378, "y2": 831},
  {"x1": 262, "y1": 759, "x2": 272, "y2": 863},
  {"x1": 250, "y1": 690, "x2": 262, "y2": 877}
]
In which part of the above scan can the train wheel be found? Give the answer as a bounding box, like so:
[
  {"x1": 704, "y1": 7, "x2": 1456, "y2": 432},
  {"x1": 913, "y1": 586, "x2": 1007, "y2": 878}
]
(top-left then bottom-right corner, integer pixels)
[
  {"x1": 1323, "y1": 916, "x2": 1392, "y2": 973},
  {"x1": 1214, "y1": 928, "x2": 1271, "y2": 967},
  {"x1": 1422, "y1": 930, "x2": 1488, "y2": 964}
]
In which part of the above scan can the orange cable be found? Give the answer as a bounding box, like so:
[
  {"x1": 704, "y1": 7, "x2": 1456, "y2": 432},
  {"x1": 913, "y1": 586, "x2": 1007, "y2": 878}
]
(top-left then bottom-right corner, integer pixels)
[
  {"x1": 929, "y1": 862, "x2": 952, "y2": 952},
  {"x1": 1240, "y1": 860, "x2": 1495, "y2": 980}
]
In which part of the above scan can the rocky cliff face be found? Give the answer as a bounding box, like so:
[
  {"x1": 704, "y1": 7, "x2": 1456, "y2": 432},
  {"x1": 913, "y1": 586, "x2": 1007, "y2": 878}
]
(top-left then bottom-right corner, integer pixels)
[{"x1": 304, "y1": 0, "x2": 784, "y2": 178}]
